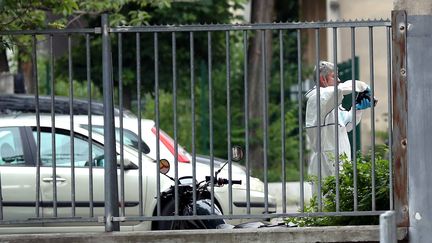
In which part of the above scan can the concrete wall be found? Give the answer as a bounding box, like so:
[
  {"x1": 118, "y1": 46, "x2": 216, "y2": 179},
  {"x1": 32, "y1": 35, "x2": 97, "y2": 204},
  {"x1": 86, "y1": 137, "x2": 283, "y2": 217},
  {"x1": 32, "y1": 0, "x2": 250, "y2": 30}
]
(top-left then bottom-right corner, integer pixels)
[
  {"x1": 0, "y1": 226, "x2": 408, "y2": 243},
  {"x1": 0, "y1": 72, "x2": 14, "y2": 94},
  {"x1": 394, "y1": 0, "x2": 432, "y2": 15}
]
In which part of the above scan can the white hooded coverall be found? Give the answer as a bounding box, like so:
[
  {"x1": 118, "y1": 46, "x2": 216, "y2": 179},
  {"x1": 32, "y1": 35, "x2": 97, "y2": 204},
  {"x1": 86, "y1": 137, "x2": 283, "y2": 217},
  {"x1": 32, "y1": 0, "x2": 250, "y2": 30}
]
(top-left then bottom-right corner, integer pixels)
[{"x1": 305, "y1": 80, "x2": 369, "y2": 178}]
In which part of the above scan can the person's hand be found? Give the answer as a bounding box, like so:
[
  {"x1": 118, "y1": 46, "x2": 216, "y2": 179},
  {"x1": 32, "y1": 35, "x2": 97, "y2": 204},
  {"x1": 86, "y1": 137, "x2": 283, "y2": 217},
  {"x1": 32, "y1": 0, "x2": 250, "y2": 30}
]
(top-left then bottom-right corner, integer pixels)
[
  {"x1": 355, "y1": 98, "x2": 372, "y2": 110},
  {"x1": 363, "y1": 87, "x2": 378, "y2": 107},
  {"x1": 364, "y1": 86, "x2": 371, "y2": 95}
]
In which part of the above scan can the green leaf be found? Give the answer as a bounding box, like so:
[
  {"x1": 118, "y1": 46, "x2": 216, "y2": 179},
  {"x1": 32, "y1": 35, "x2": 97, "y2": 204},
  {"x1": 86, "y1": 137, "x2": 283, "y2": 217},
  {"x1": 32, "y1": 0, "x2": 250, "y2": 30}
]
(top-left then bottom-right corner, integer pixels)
[{"x1": 285, "y1": 147, "x2": 390, "y2": 226}]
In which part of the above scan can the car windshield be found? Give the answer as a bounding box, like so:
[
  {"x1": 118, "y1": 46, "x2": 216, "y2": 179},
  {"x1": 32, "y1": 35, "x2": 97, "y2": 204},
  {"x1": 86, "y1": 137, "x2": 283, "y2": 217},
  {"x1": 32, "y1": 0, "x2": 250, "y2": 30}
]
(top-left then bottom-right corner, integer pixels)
[{"x1": 81, "y1": 125, "x2": 150, "y2": 154}]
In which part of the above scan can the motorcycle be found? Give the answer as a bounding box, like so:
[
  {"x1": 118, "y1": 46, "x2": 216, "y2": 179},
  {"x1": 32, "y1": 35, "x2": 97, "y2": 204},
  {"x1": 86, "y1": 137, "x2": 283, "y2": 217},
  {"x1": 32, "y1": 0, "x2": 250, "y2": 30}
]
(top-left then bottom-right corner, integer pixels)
[{"x1": 153, "y1": 146, "x2": 244, "y2": 230}]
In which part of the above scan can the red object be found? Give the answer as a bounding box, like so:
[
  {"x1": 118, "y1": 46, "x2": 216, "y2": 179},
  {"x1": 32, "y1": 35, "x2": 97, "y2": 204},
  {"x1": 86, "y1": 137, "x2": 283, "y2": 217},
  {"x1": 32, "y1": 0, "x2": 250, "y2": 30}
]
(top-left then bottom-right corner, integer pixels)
[{"x1": 151, "y1": 127, "x2": 190, "y2": 163}]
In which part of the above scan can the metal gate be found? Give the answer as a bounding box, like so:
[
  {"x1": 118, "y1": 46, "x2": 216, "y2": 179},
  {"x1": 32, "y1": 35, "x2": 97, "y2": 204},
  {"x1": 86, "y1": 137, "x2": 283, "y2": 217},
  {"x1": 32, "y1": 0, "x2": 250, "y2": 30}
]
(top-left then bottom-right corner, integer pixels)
[{"x1": 0, "y1": 12, "x2": 406, "y2": 233}]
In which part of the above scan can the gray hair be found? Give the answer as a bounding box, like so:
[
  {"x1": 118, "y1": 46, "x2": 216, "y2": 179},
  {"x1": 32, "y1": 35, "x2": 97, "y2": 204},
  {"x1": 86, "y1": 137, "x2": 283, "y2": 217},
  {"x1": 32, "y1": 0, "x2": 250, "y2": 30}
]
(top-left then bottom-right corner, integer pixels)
[{"x1": 313, "y1": 61, "x2": 335, "y2": 82}]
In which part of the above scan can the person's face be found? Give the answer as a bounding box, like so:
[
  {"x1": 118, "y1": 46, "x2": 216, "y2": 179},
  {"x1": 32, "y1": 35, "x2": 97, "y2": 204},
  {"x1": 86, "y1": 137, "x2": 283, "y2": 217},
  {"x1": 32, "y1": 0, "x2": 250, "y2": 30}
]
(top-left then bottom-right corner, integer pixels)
[{"x1": 319, "y1": 71, "x2": 336, "y2": 87}]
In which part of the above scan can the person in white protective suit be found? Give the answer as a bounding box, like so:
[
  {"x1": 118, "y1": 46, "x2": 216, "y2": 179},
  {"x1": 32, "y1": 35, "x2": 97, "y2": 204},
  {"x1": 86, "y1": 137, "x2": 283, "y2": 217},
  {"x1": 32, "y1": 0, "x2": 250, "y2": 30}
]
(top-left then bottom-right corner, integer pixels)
[{"x1": 305, "y1": 61, "x2": 375, "y2": 178}]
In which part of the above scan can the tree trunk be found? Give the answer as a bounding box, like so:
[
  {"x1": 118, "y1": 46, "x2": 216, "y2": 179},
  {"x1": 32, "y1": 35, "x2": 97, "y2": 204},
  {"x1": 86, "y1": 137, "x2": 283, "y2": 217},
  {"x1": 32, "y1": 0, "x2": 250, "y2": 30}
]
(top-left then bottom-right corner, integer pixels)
[
  {"x1": 17, "y1": 49, "x2": 32, "y2": 94},
  {"x1": 21, "y1": 61, "x2": 33, "y2": 93},
  {"x1": 123, "y1": 87, "x2": 132, "y2": 110},
  {"x1": 248, "y1": 0, "x2": 275, "y2": 173},
  {"x1": 0, "y1": 48, "x2": 9, "y2": 73}
]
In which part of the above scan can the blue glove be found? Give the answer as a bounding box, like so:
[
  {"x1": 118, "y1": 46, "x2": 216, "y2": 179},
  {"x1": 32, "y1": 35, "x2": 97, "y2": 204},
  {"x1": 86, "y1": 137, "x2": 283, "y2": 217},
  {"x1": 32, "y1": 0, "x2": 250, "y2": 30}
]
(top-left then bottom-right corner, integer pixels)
[{"x1": 356, "y1": 98, "x2": 372, "y2": 110}]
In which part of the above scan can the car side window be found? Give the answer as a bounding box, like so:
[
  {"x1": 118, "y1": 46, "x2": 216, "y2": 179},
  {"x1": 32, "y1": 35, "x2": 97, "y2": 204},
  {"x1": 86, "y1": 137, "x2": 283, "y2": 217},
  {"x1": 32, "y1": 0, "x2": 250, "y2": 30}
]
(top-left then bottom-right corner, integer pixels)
[
  {"x1": 33, "y1": 129, "x2": 104, "y2": 167},
  {"x1": 0, "y1": 127, "x2": 26, "y2": 166},
  {"x1": 81, "y1": 125, "x2": 150, "y2": 154}
]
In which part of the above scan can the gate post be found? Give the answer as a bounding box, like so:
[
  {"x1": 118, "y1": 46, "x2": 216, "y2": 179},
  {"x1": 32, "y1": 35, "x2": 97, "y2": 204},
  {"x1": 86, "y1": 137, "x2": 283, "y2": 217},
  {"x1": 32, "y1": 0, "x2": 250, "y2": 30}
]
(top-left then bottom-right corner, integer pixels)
[
  {"x1": 101, "y1": 13, "x2": 120, "y2": 232},
  {"x1": 405, "y1": 10, "x2": 432, "y2": 242},
  {"x1": 391, "y1": 10, "x2": 408, "y2": 228}
]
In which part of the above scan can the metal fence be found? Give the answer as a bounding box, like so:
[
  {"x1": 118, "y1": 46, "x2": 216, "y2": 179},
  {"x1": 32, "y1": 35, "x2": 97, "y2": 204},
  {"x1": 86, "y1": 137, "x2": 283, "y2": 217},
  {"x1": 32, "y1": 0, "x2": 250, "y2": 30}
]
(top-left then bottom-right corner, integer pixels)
[{"x1": 0, "y1": 14, "x2": 403, "y2": 232}]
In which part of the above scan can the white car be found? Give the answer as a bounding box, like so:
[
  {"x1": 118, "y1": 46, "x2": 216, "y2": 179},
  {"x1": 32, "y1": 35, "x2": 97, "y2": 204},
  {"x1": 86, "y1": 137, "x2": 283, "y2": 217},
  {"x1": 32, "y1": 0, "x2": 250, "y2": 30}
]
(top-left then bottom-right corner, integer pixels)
[
  {"x1": 73, "y1": 115, "x2": 249, "y2": 177},
  {"x1": 0, "y1": 113, "x2": 276, "y2": 233},
  {"x1": 72, "y1": 116, "x2": 275, "y2": 215}
]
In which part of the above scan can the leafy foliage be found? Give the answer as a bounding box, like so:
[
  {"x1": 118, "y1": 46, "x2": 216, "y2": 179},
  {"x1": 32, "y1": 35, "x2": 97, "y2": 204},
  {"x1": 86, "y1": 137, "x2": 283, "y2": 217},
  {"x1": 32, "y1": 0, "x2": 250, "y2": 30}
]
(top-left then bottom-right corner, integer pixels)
[
  {"x1": 139, "y1": 28, "x2": 306, "y2": 182},
  {"x1": 0, "y1": 0, "x2": 171, "y2": 32},
  {"x1": 62, "y1": 0, "x2": 303, "y2": 181},
  {"x1": 286, "y1": 145, "x2": 390, "y2": 226},
  {"x1": 0, "y1": 0, "x2": 170, "y2": 79}
]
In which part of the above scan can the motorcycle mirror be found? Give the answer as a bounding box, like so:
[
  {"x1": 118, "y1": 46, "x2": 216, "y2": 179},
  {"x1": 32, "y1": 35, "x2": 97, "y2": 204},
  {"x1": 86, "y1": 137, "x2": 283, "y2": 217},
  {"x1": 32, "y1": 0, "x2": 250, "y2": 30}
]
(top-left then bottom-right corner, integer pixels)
[
  {"x1": 214, "y1": 145, "x2": 244, "y2": 179},
  {"x1": 231, "y1": 145, "x2": 244, "y2": 162},
  {"x1": 159, "y1": 159, "x2": 170, "y2": 175}
]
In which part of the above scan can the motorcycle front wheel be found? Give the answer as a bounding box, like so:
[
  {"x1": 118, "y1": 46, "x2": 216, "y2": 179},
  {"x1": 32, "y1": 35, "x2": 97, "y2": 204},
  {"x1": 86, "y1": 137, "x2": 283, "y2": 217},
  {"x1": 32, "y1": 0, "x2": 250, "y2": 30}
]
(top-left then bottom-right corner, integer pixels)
[{"x1": 153, "y1": 199, "x2": 225, "y2": 230}]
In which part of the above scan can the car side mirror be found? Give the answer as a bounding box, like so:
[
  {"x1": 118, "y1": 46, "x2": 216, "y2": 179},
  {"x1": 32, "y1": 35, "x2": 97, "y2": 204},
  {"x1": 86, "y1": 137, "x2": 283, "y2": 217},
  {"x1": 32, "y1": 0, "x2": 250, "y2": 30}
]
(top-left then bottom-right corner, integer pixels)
[
  {"x1": 117, "y1": 155, "x2": 138, "y2": 170},
  {"x1": 92, "y1": 155, "x2": 138, "y2": 170}
]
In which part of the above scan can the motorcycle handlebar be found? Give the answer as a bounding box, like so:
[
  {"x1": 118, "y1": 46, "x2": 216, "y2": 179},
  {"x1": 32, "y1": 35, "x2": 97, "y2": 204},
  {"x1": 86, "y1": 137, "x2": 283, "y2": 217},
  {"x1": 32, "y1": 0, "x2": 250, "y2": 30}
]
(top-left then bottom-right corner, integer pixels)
[
  {"x1": 231, "y1": 180, "x2": 242, "y2": 185},
  {"x1": 205, "y1": 176, "x2": 242, "y2": 186}
]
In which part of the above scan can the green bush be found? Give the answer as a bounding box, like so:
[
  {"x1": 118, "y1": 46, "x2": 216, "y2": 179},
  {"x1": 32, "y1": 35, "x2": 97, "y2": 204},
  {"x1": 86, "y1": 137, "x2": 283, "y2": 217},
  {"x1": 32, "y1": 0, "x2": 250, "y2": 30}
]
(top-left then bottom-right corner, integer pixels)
[{"x1": 286, "y1": 145, "x2": 390, "y2": 226}]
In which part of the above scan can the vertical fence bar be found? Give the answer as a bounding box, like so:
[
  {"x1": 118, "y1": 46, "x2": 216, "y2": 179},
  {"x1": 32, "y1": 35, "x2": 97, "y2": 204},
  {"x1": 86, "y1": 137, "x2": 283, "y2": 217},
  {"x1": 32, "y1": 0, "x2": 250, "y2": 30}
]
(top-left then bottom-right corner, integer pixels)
[
  {"x1": 208, "y1": 31, "x2": 215, "y2": 214},
  {"x1": 369, "y1": 26, "x2": 376, "y2": 211},
  {"x1": 49, "y1": 34, "x2": 58, "y2": 217},
  {"x1": 297, "y1": 29, "x2": 304, "y2": 212},
  {"x1": 380, "y1": 211, "x2": 397, "y2": 243},
  {"x1": 172, "y1": 32, "x2": 180, "y2": 216},
  {"x1": 226, "y1": 30, "x2": 233, "y2": 215},
  {"x1": 332, "y1": 27, "x2": 340, "y2": 212},
  {"x1": 243, "y1": 30, "x2": 251, "y2": 214},
  {"x1": 387, "y1": 26, "x2": 394, "y2": 211},
  {"x1": 0, "y1": 147, "x2": 2, "y2": 217},
  {"x1": 86, "y1": 34, "x2": 94, "y2": 217},
  {"x1": 136, "y1": 32, "x2": 144, "y2": 217},
  {"x1": 351, "y1": 27, "x2": 358, "y2": 211},
  {"x1": 68, "y1": 34, "x2": 76, "y2": 217},
  {"x1": 332, "y1": 28, "x2": 340, "y2": 211},
  {"x1": 262, "y1": 30, "x2": 269, "y2": 213},
  {"x1": 315, "y1": 28, "x2": 322, "y2": 211},
  {"x1": 102, "y1": 14, "x2": 119, "y2": 232},
  {"x1": 279, "y1": 29, "x2": 286, "y2": 213},
  {"x1": 118, "y1": 32, "x2": 126, "y2": 217},
  {"x1": 190, "y1": 31, "x2": 197, "y2": 215},
  {"x1": 32, "y1": 34, "x2": 41, "y2": 219},
  {"x1": 154, "y1": 32, "x2": 161, "y2": 216},
  {"x1": 0, "y1": 152, "x2": 2, "y2": 217}
]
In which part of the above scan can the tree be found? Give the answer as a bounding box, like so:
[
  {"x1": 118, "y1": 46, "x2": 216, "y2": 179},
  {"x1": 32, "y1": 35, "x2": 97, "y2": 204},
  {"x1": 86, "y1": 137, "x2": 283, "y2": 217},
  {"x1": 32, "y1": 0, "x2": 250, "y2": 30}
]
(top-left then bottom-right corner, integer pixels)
[
  {"x1": 246, "y1": 0, "x2": 276, "y2": 172},
  {"x1": 244, "y1": 0, "x2": 304, "y2": 181},
  {"x1": 0, "y1": 0, "x2": 170, "y2": 93}
]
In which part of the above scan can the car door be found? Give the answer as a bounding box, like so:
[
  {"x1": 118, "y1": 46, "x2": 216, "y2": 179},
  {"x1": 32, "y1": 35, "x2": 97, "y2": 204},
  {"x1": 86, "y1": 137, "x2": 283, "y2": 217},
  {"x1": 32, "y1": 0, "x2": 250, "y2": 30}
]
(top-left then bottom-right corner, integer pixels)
[
  {"x1": 32, "y1": 127, "x2": 141, "y2": 223},
  {"x1": 32, "y1": 127, "x2": 106, "y2": 219},
  {"x1": 0, "y1": 126, "x2": 41, "y2": 222}
]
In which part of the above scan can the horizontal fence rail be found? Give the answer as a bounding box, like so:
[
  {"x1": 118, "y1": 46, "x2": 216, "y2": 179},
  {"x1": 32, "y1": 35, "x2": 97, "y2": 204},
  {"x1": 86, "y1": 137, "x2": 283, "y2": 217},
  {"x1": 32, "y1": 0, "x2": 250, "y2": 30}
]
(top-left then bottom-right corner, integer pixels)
[
  {"x1": 109, "y1": 20, "x2": 391, "y2": 33},
  {"x1": 0, "y1": 16, "x2": 397, "y2": 232}
]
